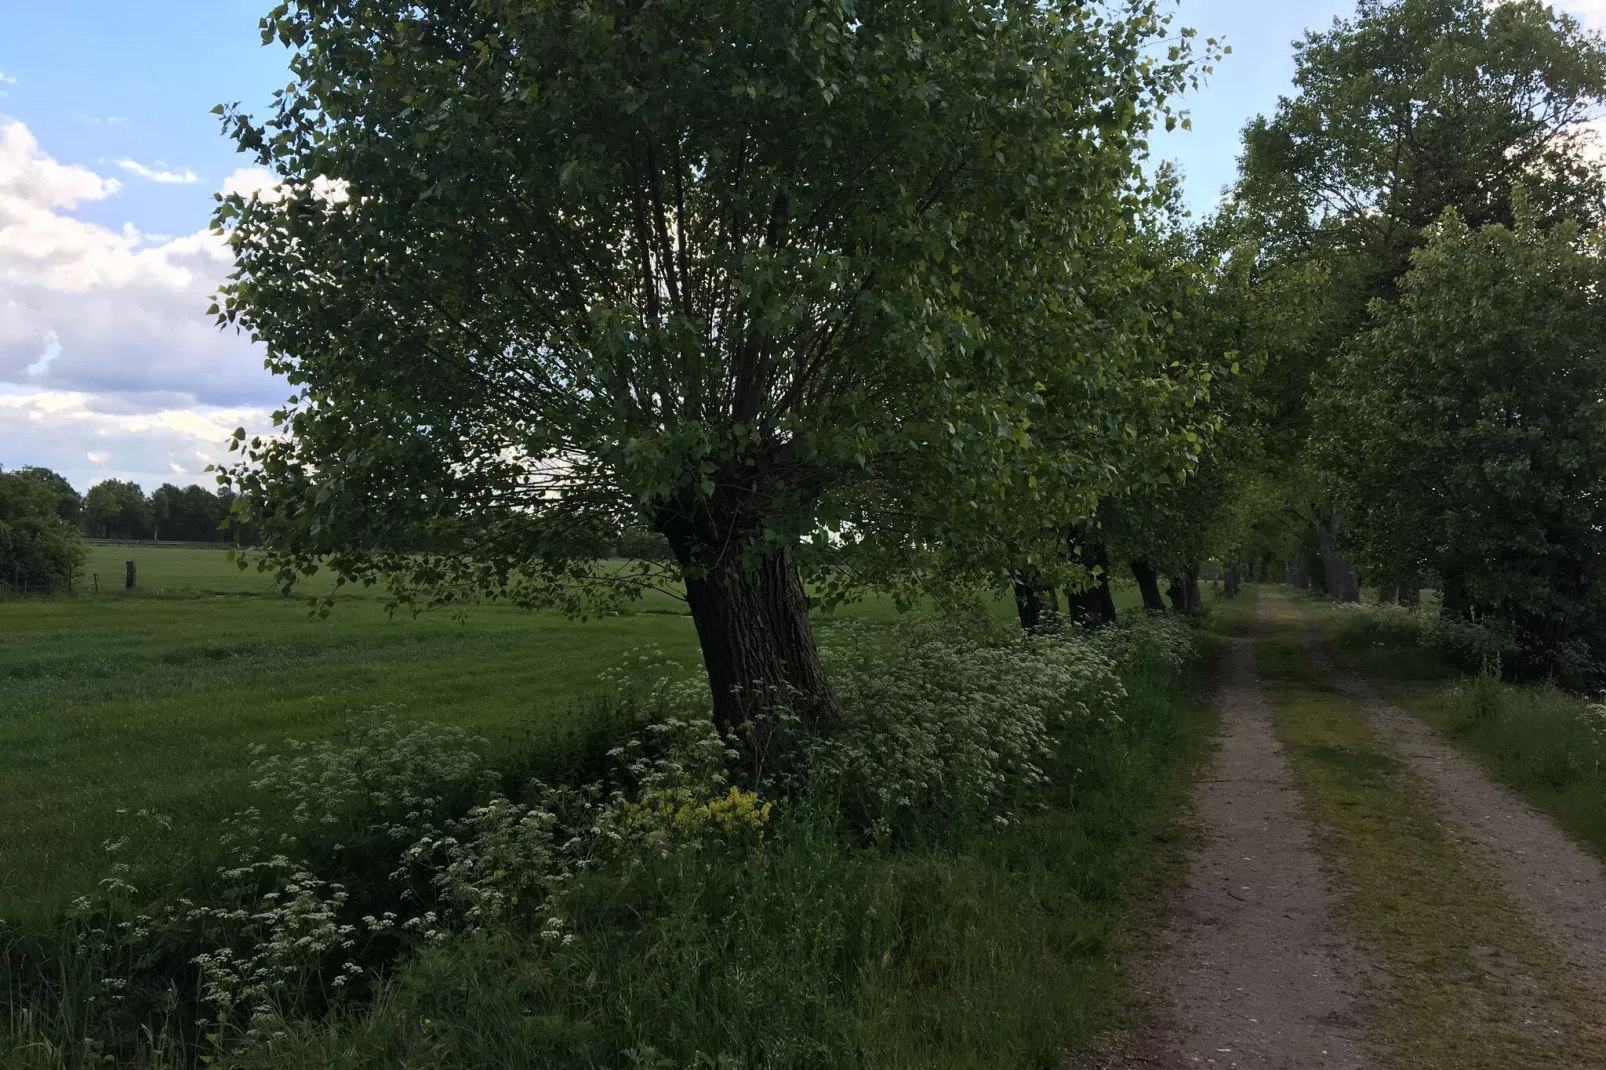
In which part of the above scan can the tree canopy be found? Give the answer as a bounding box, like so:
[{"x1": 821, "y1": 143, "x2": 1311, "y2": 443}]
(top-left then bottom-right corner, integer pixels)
[
  {"x1": 217, "y1": 0, "x2": 1220, "y2": 731},
  {"x1": 0, "y1": 469, "x2": 86, "y2": 594},
  {"x1": 1317, "y1": 204, "x2": 1606, "y2": 683}
]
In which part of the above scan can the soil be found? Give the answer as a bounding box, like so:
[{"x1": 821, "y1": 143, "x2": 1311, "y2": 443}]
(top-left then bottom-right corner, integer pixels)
[
  {"x1": 1077, "y1": 592, "x2": 1606, "y2": 1068},
  {"x1": 1076, "y1": 598, "x2": 1387, "y2": 1068},
  {"x1": 1303, "y1": 625, "x2": 1606, "y2": 1007}
]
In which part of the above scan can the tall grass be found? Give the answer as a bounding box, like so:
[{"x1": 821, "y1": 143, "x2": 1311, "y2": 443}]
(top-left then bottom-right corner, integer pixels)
[
  {"x1": 1424, "y1": 671, "x2": 1606, "y2": 853},
  {"x1": 3, "y1": 611, "x2": 1211, "y2": 1069},
  {"x1": 1319, "y1": 597, "x2": 1606, "y2": 858}
]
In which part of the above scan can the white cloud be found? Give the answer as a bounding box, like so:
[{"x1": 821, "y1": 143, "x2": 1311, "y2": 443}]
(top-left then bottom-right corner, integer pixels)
[
  {"x1": 222, "y1": 166, "x2": 348, "y2": 205},
  {"x1": 115, "y1": 157, "x2": 200, "y2": 184},
  {"x1": 0, "y1": 120, "x2": 282, "y2": 485},
  {"x1": 0, "y1": 71, "x2": 15, "y2": 86},
  {"x1": 0, "y1": 386, "x2": 271, "y2": 492},
  {"x1": 24, "y1": 330, "x2": 60, "y2": 376},
  {"x1": 1559, "y1": 0, "x2": 1606, "y2": 25},
  {"x1": 221, "y1": 167, "x2": 282, "y2": 201}
]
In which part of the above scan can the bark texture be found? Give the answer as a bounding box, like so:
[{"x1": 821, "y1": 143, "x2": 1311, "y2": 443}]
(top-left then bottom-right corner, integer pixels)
[
  {"x1": 1067, "y1": 543, "x2": 1117, "y2": 627},
  {"x1": 1318, "y1": 517, "x2": 1361, "y2": 603},
  {"x1": 1014, "y1": 572, "x2": 1060, "y2": 633},
  {"x1": 665, "y1": 527, "x2": 839, "y2": 734},
  {"x1": 1132, "y1": 559, "x2": 1168, "y2": 612}
]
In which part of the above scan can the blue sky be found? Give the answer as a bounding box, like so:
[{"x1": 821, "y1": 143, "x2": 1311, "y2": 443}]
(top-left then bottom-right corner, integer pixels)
[{"x1": 1, "y1": 0, "x2": 1600, "y2": 491}]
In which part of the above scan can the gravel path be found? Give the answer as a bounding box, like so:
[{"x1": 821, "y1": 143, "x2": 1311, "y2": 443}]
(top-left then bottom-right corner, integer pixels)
[
  {"x1": 1302, "y1": 624, "x2": 1606, "y2": 1008},
  {"x1": 1080, "y1": 600, "x2": 1386, "y2": 1068}
]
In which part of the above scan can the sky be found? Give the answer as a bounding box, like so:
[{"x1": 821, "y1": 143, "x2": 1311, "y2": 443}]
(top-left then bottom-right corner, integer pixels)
[{"x1": 1, "y1": 0, "x2": 1603, "y2": 493}]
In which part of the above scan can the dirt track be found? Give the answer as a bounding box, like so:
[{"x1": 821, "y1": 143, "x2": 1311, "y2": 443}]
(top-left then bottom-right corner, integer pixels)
[
  {"x1": 1080, "y1": 598, "x2": 1386, "y2": 1068},
  {"x1": 1080, "y1": 592, "x2": 1606, "y2": 1068},
  {"x1": 1308, "y1": 627, "x2": 1606, "y2": 1009}
]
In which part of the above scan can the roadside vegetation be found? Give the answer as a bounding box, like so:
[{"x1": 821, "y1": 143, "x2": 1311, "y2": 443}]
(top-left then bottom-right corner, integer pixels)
[
  {"x1": 1311, "y1": 595, "x2": 1606, "y2": 860},
  {"x1": 10, "y1": 0, "x2": 1606, "y2": 1065},
  {"x1": 2, "y1": 561, "x2": 1212, "y2": 1068},
  {"x1": 1257, "y1": 595, "x2": 1606, "y2": 1068}
]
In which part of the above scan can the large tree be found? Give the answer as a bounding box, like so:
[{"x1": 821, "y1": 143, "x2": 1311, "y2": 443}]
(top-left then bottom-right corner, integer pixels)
[
  {"x1": 83, "y1": 480, "x2": 152, "y2": 540},
  {"x1": 216, "y1": 0, "x2": 1212, "y2": 732},
  {"x1": 13, "y1": 467, "x2": 83, "y2": 526},
  {"x1": 1240, "y1": 0, "x2": 1606, "y2": 291},
  {"x1": 1316, "y1": 205, "x2": 1606, "y2": 684},
  {"x1": 0, "y1": 470, "x2": 86, "y2": 593},
  {"x1": 1226, "y1": 0, "x2": 1606, "y2": 599}
]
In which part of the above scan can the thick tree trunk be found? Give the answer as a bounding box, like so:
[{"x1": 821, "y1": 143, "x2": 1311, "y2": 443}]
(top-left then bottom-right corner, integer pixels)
[
  {"x1": 1066, "y1": 543, "x2": 1117, "y2": 627},
  {"x1": 1131, "y1": 559, "x2": 1167, "y2": 612},
  {"x1": 1225, "y1": 560, "x2": 1240, "y2": 599},
  {"x1": 1014, "y1": 573, "x2": 1058, "y2": 633},
  {"x1": 672, "y1": 540, "x2": 839, "y2": 735},
  {"x1": 1318, "y1": 517, "x2": 1360, "y2": 603}
]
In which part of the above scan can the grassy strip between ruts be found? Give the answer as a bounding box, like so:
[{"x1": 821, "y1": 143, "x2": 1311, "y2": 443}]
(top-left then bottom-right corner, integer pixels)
[{"x1": 1256, "y1": 592, "x2": 1606, "y2": 1070}]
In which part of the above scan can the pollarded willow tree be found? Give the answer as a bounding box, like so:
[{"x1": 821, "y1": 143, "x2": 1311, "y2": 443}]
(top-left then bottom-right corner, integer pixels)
[{"x1": 216, "y1": 0, "x2": 1213, "y2": 733}]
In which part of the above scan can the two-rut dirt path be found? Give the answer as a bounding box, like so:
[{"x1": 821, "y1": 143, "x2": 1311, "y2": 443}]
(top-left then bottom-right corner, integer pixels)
[{"x1": 1078, "y1": 589, "x2": 1606, "y2": 1069}]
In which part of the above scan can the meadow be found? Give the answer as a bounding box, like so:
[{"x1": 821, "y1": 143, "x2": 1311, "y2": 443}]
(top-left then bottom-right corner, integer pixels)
[
  {"x1": 0, "y1": 545, "x2": 1137, "y2": 925},
  {"x1": 3, "y1": 545, "x2": 1188, "y2": 1069}
]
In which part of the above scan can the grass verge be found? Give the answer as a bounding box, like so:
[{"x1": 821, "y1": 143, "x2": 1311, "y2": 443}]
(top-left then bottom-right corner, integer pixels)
[
  {"x1": 1255, "y1": 606, "x2": 1606, "y2": 1069},
  {"x1": 1300, "y1": 592, "x2": 1606, "y2": 860},
  {"x1": 5, "y1": 608, "x2": 1212, "y2": 1069}
]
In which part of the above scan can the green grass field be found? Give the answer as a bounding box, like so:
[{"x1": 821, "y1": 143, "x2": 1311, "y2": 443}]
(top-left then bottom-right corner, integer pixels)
[{"x1": 2, "y1": 545, "x2": 1145, "y2": 927}]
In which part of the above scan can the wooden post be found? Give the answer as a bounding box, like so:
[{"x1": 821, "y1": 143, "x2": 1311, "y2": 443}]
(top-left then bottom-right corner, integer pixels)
[
  {"x1": 92, "y1": 573, "x2": 99, "y2": 594},
  {"x1": 125, "y1": 560, "x2": 136, "y2": 590}
]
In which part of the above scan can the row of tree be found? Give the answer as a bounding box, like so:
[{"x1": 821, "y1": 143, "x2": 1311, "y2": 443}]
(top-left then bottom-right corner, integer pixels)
[
  {"x1": 1230, "y1": 0, "x2": 1606, "y2": 685},
  {"x1": 5, "y1": 471, "x2": 243, "y2": 543},
  {"x1": 0, "y1": 469, "x2": 247, "y2": 593},
  {"x1": 208, "y1": 0, "x2": 1606, "y2": 736}
]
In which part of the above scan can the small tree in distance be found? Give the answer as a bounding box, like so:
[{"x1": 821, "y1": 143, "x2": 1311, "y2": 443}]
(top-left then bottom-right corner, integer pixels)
[{"x1": 216, "y1": 0, "x2": 1216, "y2": 735}]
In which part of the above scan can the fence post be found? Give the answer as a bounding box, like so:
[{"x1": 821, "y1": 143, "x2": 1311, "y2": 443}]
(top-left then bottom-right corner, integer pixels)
[{"x1": 126, "y1": 560, "x2": 136, "y2": 591}]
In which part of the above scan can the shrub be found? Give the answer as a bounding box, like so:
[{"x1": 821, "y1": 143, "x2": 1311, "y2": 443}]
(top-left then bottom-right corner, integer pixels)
[
  {"x1": 812, "y1": 619, "x2": 1130, "y2": 841},
  {"x1": 1330, "y1": 602, "x2": 1517, "y2": 672}
]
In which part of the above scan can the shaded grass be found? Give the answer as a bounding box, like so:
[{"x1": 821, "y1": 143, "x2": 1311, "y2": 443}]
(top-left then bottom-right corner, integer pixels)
[
  {"x1": 1, "y1": 546, "x2": 994, "y2": 928},
  {"x1": 1413, "y1": 681, "x2": 1606, "y2": 858},
  {"x1": 1255, "y1": 613, "x2": 1606, "y2": 1069},
  {"x1": 0, "y1": 546, "x2": 1140, "y2": 930}
]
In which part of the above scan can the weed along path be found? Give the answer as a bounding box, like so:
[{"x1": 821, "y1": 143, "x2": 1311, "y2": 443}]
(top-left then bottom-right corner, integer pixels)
[{"x1": 1087, "y1": 590, "x2": 1606, "y2": 1069}]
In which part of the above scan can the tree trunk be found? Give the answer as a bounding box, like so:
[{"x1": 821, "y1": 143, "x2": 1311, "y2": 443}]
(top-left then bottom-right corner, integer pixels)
[
  {"x1": 1225, "y1": 560, "x2": 1239, "y2": 599},
  {"x1": 1014, "y1": 573, "x2": 1058, "y2": 633},
  {"x1": 1185, "y1": 565, "x2": 1203, "y2": 611},
  {"x1": 1066, "y1": 542, "x2": 1117, "y2": 627},
  {"x1": 1166, "y1": 573, "x2": 1189, "y2": 613},
  {"x1": 1318, "y1": 516, "x2": 1360, "y2": 603},
  {"x1": 1131, "y1": 559, "x2": 1167, "y2": 612},
  {"x1": 674, "y1": 541, "x2": 839, "y2": 735}
]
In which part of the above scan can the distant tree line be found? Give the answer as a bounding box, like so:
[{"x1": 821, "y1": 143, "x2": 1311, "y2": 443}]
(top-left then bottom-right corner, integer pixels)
[
  {"x1": 76, "y1": 478, "x2": 243, "y2": 543},
  {"x1": 0, "y1": 467, "x2": 250, "y2": 594}
]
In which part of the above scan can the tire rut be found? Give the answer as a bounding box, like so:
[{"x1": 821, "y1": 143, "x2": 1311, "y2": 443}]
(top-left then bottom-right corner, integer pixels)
[
  {"x1": 1297, "y1": 614, "x2": 1606, "y2": 1009},
  {"x1": 1079, "y1": 596, "x2": 1386, "y2": 1068}
]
